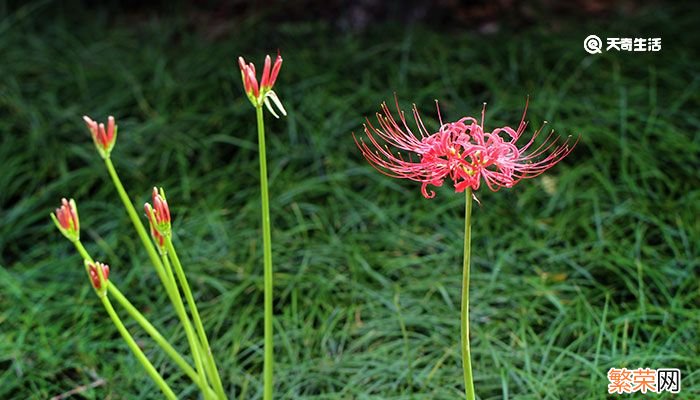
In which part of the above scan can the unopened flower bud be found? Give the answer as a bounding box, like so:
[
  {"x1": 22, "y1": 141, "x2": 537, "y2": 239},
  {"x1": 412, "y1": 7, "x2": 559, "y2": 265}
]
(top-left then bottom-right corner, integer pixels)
[
  {"x1": 83, "y1": 115, "x2": 118, "y2": 158},
  {"x1": 238, "y1": 52, "x2": 287, "y2": 118},
  {"x1": 86, "y1": 261, "x2": 110, "y2": 290},
  {"x1": 51, "y1": 198, "x2": 80, "y2": 242},
  {"x1": 144, "y1": 187, "x2": 171, "y2": 252}
]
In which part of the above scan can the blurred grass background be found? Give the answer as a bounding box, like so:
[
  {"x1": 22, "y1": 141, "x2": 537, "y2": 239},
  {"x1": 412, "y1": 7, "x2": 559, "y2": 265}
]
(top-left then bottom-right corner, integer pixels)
[{"x1": 0, "y1": 0, "x2": 698, "y2": 399}]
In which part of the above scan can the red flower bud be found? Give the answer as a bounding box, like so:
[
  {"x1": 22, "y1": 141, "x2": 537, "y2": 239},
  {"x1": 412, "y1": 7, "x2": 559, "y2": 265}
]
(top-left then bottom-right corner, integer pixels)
[
  {"x1": 238, "y1": 52, "x2": 286, "y2": 117},
  {"x1": 87, "y1": 261, "x2": 110, "y2": 290},
  {"x1": 51, "y1": 198, "x2": 80, "y2": 241},
  {"x1": 144, "y1": 187, "x2": 171, "y2": 251},
  {"x1": 152, "y1": 187, "x2": 171, "y2": 225},
  {"x1": 83, "y1": 115, "x2": 118, "y2": 158},
  {"x1": 145, "y1": 203, "x2": 165, "y2": 248}
]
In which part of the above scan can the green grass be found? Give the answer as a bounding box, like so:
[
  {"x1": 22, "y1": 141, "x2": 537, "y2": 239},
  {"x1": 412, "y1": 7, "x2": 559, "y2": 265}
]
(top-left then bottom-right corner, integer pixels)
[{"x1": 1, "y1": 2, "x2": 699, "y2": 399}]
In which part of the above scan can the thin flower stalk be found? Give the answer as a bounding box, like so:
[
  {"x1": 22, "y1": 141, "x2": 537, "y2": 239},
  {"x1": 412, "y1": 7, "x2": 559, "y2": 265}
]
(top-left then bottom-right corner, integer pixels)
[
  {"x1": 239, "y1": 53, "x2": 286, "y2": 400},
  {"x1": 461, "y1": 188, "x2": 475, "y2": 400},
  {"x1": 100, "y1": 292, "x2": 177, "y2": 400},
  {"x1": 166, "y1": 236, "x2": 226, "y2": 400},
  {"x1": 101, "y1": 157, "x2": 175, "y2": 301},
  {"x1": 81, "y1": 118, "x2": 172, "y2": 303},
  {"x1": 103, "y1": 158, "x2": 210, "y2": 393},
  {"x1": 84, "y1": 258, "x2": 176, "y2": 399},
  {"x1": 50, "y1": 202, "x2": 177, "y2": 400},
  {"x1": 145, "y1": 187, "x2": 221, "y2": 398},
  {"x1": 72, "y1": 239, "x2": 217, "y2": 397},
  {"x1": 108, "y1": 285, "x2": 217, "y2": 398},
  {"x1": 160, "y1": 248, "x2": 211, "y2": 399},
  {"x1": 82, "y1": 118, "x2": 220, "y2": 398},
  {"x1": 255, "y1": 104, "x2": 275, "y2": 400}
]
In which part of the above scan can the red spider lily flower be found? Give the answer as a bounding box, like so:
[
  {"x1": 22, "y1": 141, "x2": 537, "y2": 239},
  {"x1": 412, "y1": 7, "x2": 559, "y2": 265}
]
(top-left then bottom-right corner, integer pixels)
[
  {"x1": 354, "y1": 98, "x2": 577, "y2": 199},
  {"x1": 83, "y1": 115, "x2": 118, "y2": 158},
  {"x1": 86, "y1": 260, "x2": 110, "y2": 290},
  {"x1": 238, "y1": 53, "x2": 287, "y2": 118},
  {"x1": 51, "y1": 198, "x2": 80, "y2": 241},
  {"x1": 144, "y1": 187, "x2": 171, "y2": 250}
]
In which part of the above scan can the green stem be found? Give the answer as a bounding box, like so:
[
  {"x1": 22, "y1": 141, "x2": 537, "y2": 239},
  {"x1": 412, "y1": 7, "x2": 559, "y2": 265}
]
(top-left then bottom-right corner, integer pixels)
[
  {"x1": 73, "y1": 240, "x2": 92, "y2": 262},
  {"x1": 103, "y1": 158, "x2": 173, "y2": 301},
  {"x1": 255, "y1": 105, "x2": 274, "y2": 400},
  {"x1": 161, "y1": 251, "x2": 211, "y2": 398},
  {"x1": 74, "y1": 240, "x2": 217, "y2": 398},
  {"x1": 104, "y1": 157, "x2": 213, "y2": 396},
  {"x1": 99, "y1": 294, "x2": 177, "y2": 400},
  {"x1": 461, "y1": 188, "x2": 475, "y2": 400},
  {"x1": 166, "y1": 238, "x2": 227, "y2": 399},
  {"x1": 109, "y1": 284, "x2": 218, "y2": 399}
]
